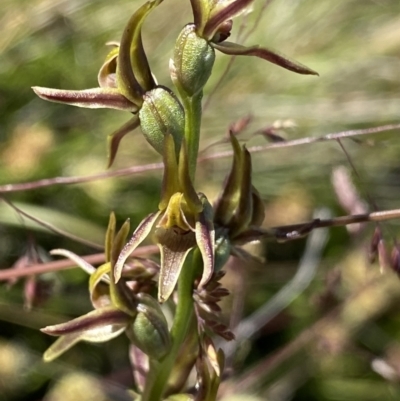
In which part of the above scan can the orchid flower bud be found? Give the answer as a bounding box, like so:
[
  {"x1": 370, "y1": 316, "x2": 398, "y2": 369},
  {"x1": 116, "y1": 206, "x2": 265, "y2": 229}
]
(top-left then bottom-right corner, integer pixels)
[
  {"x1": 173, "y1": 24, "x2": 215, "y2": 97},
  {"x1": 128, "y1": 293, "x2": 171, "y2": 360},
  {"x1": 139, "y1": 86, "x2": 185, "y2": 155}
]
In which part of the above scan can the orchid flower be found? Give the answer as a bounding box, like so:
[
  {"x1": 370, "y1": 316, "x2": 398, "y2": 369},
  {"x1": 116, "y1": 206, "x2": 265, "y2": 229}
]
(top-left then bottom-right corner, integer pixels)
[
  {"x1": 114, "y1": 134, "x2": 215, "y2": 303},
  {"x1": 41, "y1": 214, "x2": 170, "y2": 362},
  {"x1": 33, "y1": 0, "x2": 185, "y2": 166},
  {"x1": 212, "y1": 133, "x2": 266, "y2": 269}
]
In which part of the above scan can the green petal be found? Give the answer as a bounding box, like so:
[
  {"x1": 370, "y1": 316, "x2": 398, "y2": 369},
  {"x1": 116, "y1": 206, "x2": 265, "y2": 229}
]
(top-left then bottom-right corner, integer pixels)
[
  {"x1": 156, "y1": 226, "x2": 196, "y2": 302},
  {"x1": 196, "y1": 194, "x2": 215, "y2": 289},
  {"x1": 32, "y1": 87, "x2": 138, "y2": 111},
  {"x1": 117, "y1": 0, "x2": 161, "y2": 103},
  {"x1": 230, "y1": 146, "x2": 253, "y2": 237},
  {"x1": 212, "y1": 42, "x2": 319, "y2": 75},
  {"x1": 190, "y1": 0, "x2": 210, "y2": 34},
  {"x1": 214, "y1": 133, "x2": 243, "y2": 226},
  {"x1": 250, "y1": 186, "x2": 265, "y2": 228},
  {"x1": 43, "y1": 332, "x2": 82, "y2": 362},
  {"x1": 89, "y1": 263, "x2": 112, "y2": 309},
  {"x1": 179, "y1": 139, "x2": 203, "y2": 214},
  {"x1": 105, "y1": 212, "x2": 116, "y2": 263},
  {"x1": 98, "y1": 45, "x2": 119, "y2": 88},
  {"x1": 41, "y1": 306, "x2": 129, "y2": 336},
  {"x1": 159, "y1": 134, "x2": 180, "y2": 211},
  {"x1": 114, "y1": 212, "x2": 161, "y2": 282}
]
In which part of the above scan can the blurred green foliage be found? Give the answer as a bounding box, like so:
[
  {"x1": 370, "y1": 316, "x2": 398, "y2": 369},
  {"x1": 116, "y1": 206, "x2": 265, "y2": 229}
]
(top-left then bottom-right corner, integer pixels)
[{"x1": 1, "y1": 0, "x2": 400, "y2": 400}]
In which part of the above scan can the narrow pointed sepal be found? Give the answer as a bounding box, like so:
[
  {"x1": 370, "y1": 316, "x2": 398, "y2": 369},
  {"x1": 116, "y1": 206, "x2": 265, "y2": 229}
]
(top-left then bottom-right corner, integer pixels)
[
  {"x1": 214, "y1": 133, "x2": 243, "y2": 225},
  {"x1": 98, "y1": 45, "x2": 119, "y2": 88},
  {"x1": 43, "y1": 332, "x2": 83, "y2": 362},
  {"x1": 32, "y1": 87, "x2": 139, "y2": 111},
  {"x1": 117, "y1": 0, "x2": 161, "y2": 103},
  {"x1": 50, "y1": 249, "x2": 96, "y2": 276},
  {"x1": 179, "y1": 139, "x2": 203, "y2": 213},
  {"x1": 156, "y1": 227, "x2": 196, "y2": 303},
  {"x1": 43, "y1": 323, "x2": 127, "y2": 362},
  {"x1": 212, "y1": 42, "x2": 319, "y2": 76},
  {"x1": 107, "y1": 115, "x2": 140, "y2": 168},
  {"x1": 41, "y1": 306, "x2": 130, "y2": 336},
  {"x1": 196, "y1": 194, "x2": 215, "y2": 289},
  {"x1": 159, "y1": 134, "x2": 181, "y2": 210},
  {"x1": 114, "y1": 212, "x2": 161, "y2": 282},
  {"x1": 230, "y1": 147, "x2": 253, "y2": 237}
]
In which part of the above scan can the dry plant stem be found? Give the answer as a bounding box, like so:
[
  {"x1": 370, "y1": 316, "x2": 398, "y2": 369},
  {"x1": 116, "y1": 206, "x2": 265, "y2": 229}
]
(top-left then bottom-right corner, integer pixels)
[
  {"x1": 1, "y1": 124, "x2": 399, "y2": 194},
  {"x1": 223, "y1": 271, "x2": 400, "y2": 395},
  {"x1": 224, "y1": 208, "x2": 330, "y2": 359},
  {"x1": 141, "y1": 254, "x2": 197, "y2": 401},
  {"x1": 0, "y1": 245, "x2": 158, "y2": 281},
  {"x1": 2, "y1": 209, "x2": 400, "y2": 281}
]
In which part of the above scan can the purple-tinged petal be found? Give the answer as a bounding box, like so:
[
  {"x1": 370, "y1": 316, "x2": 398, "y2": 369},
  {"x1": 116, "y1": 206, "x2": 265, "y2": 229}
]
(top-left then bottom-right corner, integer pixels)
[
  {"x1": 196, "y1": 194, "x2": 215, "y2": 289},
  {"x1": 114, "y1": 212, "x2": 161, "y2": 282},
  {"x1": 50, "y1": 249, "x2": 96, "y2": 276},
  {"x1": 43, "y1": 323, "x2": 127, "y2": 362},
  {"x1": 41, "y1": 306, "x2": 130, "y2": 336},
  {"x1": 159, "y1": 134, "x2": 181, "y2": 211},
  {"x1": 32, "y1": 87, "x2": 139, "y2": 111},
  {"x1": 156, "y1": 226, "x2": 196, "y2": 303},
  {"x1": 203, "y1": 0, "x2": 254, "y2": 40},
  {"x1": 212, "y1": 42, "x2": 319, "y2": 75}
]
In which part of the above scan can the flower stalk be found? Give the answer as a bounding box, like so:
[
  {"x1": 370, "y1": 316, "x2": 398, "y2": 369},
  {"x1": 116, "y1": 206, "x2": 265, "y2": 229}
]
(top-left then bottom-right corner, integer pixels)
[{"x1": 30, "y1": 0, "x2": 325, "y2": 399}]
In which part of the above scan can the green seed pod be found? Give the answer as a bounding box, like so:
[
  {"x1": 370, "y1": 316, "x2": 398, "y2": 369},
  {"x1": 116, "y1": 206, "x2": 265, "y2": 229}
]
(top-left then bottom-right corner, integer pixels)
[
  {"x1": 173, "y1": 24, "x2": 215, "y2": 97},
  {"x1": 128, "y1": 293, "x2": 171, "y2": 360},
  {"x1": 139, "y1": 86, "x2": 184, "y2": 155}
]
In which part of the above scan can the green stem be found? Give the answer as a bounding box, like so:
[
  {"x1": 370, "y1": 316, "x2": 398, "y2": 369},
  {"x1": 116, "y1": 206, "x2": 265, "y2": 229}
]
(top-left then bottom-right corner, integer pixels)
[
  {"x1": 141, "y1": 253, "x2": 197, "y2": 401},
  {"x1": 182, "y1": 92, "x2": 203, "y2": 180}
]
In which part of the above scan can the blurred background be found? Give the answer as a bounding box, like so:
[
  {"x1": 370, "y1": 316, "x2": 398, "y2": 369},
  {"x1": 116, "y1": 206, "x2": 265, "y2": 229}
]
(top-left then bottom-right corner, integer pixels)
[{"x1": 1, "y1": 0, "x2": 400, "y2": 400}]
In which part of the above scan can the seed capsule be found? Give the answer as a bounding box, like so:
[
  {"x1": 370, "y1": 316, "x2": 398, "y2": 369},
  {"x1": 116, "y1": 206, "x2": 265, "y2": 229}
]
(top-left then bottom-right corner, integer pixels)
[
  {"x1": 139, "y1": 86, "x2": 185, "y2": 155},
  {"x1": 173, "y1": 24, "x2": 215, "y2": 96},
  {"x1": 129, "y1": 293, "x2": 171, "y2": 360}
]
